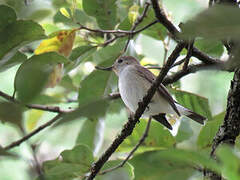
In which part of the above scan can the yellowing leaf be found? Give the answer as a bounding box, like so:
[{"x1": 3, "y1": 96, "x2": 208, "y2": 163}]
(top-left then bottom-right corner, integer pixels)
[
  {"x1": 35, "y1": 29, "x2": 76, "y2": 57},
  {"x1": 140, "y1": 58, "x2": 159, "y2": 76},
  {"x1": 128, "y1": 5, "x2": 139, "y2": 24},
  {"x1": 25, "y1": 109, "x2": 44, "y2": 132},
  {"x1": 34, "y1": 29, "x2": 76, "y2": 87},
  {"x1": 60, "y1": 7, "x2": 71, "y2": 18}
]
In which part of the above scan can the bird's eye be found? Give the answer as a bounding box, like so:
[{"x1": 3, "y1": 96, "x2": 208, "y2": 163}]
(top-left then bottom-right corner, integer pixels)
[{"x1": 118, "y1": 59, "x2": 123, "y2": 63}]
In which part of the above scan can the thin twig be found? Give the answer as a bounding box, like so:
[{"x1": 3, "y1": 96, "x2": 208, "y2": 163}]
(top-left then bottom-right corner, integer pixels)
[
  {"x1": 123, "y1": 2, "x2": 151, "y2": 53},
  {"x1": 0, "y1": 90, "x2": 71, "y2": 113},
  {"x1": 87, "y1": 42, "x2": 185, "y2": 180},
  {"x1": 183, "y1": 40, "x2": 194, "y2": 70},
  {"x1": 3, "y1": 113, "x2": 62, "y2": 150},
  {"x1": 99, "y1": 117, "x2": 152, "y2": 175}
]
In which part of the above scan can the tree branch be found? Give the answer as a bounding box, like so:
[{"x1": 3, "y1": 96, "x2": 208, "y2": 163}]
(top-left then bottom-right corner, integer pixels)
[
  {"x1": 0, "y1": 90, "x2": 71, "y2": 113},
  {"x1": 99, "y1": 117, "x2": 152, "y2": 175},
  {"x1": 3, "y1": 113, "x2": 62, "y2": 150},
  {"x1": 87, "y1": 42, "x2": 185, "y2": 180},
  {"x1": 150, "y1": 0, "x2": 222, "y2": 65}
]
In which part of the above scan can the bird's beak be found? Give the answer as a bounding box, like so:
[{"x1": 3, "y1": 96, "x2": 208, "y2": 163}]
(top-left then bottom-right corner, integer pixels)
[{"x1": 95, "y1": 65, "x2": 113, "y2": 71}]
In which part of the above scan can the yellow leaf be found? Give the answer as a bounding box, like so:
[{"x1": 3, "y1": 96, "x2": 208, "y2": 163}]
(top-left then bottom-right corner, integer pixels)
[
  {"x1": 60, "y1": 7, "x2": 71, "y2": 18},
  {"x1": 140, "y1": 58, "x2": 159, "y2": 76},
  {"x1": 25, "y1": 110, "x2": 44, "y2": 132},
  {"x1": 128, "y1": 5, "x2": 139, "y2": 24}
]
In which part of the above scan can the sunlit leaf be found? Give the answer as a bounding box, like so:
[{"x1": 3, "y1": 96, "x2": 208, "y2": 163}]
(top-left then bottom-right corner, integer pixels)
[
  {"x1": 175, "y1": 117, "x2": 193, "y2": 143},
  {"x1": 128, "y1": 5, "x2": 139, "y2": 24},
  {"x1": 197, "y1": 112, "x2": 225, "y2": 149},
  {"x1": 25, "y1": 109, "x2": 44, "y2": 132},
  {"x1": 181, "y1": 5, "x2": 240, "y2": 39},
  {"x1": 0, "y1": 102, "x2": 23, "y2": 127},
  {"x1": 194, "y1": 39, "x2": 224, "y2": 58},
  {"x1": 170, "y1": 89, "x2": 212, "y2": 120},
  {"x1": 216, "y1": 145, "x2": 240, "y2": 180},
  {"x1": 14, "y1": 52, "x2": 68, "y2": 103},
  {"x1": 60, "y1": 7, "x2": 71, "y2": 19},
  {"x1": 82, "y1": 0, "x2": 117, "y2": 29}
]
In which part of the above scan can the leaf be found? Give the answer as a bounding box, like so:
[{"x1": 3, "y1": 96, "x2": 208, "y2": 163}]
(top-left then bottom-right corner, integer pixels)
[
  {"x1": 25, "y1": 109, "x2": 44, "y2": 132},
  {"x1": 0, "y1": 5, "x2": 17, "y2": 30},
  {"x1": 175, "y1": 117, "x2": 193, "y2": 143},
  {"x1": 0, "y1": 20, "x2": 46, "y2": 65},
  {"x1": 170, "y1": 88, "x2": 212, "y2": 120},
  {"x1": 66, "y1": 45, "x2": 97, "y2": 73},
  {"x1": 0, "y1": 102, "x2": 23, "y2": 127},
  {"x1": 216, "y1": 145, "x2": 240, "y2": 180},
  {"x1": 97, "y1": 161, "x2": 134, "y2": 180},
  {"x1": 0, "y1": 51, "x2": 27, "y2": 72},
  {"x1": 197, "y1": 112, "x2": 225, "y2": 149},
  {"x1": 75, "y1": 119, "x2": 98, "y2": 150},
  {"x1": 56, "y1": 99, "x2": 109, "y2": 126},
  {"x1": 82, "y1": 0, "x2": 117, "y2": 29},
  {"x1": 129, "y1": 149, "x2": 218, "y2": 180},
  {"x1": 41, "y1": 145, "x2": 93, "y2": 180},
  {"x1": 14, "y1": 52, "x2": 68, "y2": 103},
  {"x1": 0, "y1": 148, "x2": 17, "y2": 158},
  {"x1": 119, "y1": 120, "x2": 175, "y2": 152},
  {"x1": 194, "y1": 39, "x2": 224, "y2": 58},
  {"x1": 181, "y1": 5, "x2": 240, "y2": 40}
]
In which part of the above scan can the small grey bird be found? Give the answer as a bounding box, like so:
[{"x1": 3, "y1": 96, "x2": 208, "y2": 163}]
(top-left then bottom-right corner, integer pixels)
[{"x1": 101, "y1": 56, "x2": 206, "y2": 130}]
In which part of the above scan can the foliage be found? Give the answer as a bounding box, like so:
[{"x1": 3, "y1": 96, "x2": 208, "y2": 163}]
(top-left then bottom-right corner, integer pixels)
[{"x1": 0, "y1": 1, "x2": 238, "y2": 180}]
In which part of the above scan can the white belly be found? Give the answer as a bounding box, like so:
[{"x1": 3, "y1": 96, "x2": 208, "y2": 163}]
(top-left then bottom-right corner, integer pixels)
[{"x1": 118, "y1": 67, "x2": 174, "y2": 116}]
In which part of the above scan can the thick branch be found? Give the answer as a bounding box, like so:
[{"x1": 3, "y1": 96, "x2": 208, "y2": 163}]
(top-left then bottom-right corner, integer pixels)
[{"x1": 87, "y1": 42, "x2": 185, "y2": 180}]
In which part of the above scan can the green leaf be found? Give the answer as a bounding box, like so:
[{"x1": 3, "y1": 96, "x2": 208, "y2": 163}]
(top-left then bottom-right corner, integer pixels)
[
  {"x1": 130, "y1": 149, "x2": 220, "y2": 180},
  {"x1": 197, "y1": 112, "x2": 225, "y2": 149},
  {"x1": 119, "y1": 120, "x2": 175, "y2": 152},
  {"x1": 0, "y1": 20, "x2": 46, "y2": 64},
  {"x1": 216, "y1": 145, "x2": 240, "y2": 180},
  {"x1": 175, "y1": 117, "x2": 193, "y2": 143},
  {"x1": 42, "y1": 145, "x2": 93, "y2": 180},
  {"x1": 170, "y1": 89, "x2": 212, "y2": 120},
  {"x1": 65, "y1": 45, "x2": 97, "y2": 73},
  {"x1": 0, "y1": 5, "x2": 17, "y2": 30},
  {"x1": 0, "y1": 148, "x2": 18, "y2": 158},
  {"x1": 0, "y1": 51, "x2": 27, "y2": 72},
  {"x1": 129, "y1": 150, "x2": 194, "y2": 180},
  {"x1": 14, "y1": 52, "x2": 68, "y2": 103},
  {"x1": 97, "y1": 160, "x2": 134, "y2": 180},
  {"x1": 0, "y1": 102, "x2": 23, "y2": 127},
  {"x1": 76, "y1": 119, "x2": 98, "y2": 150},
  {"x1": 56, "y1": 99, "x2": 109, "y2": 126},
  {"x1": 194, "y1": 39, "x2": 224, "y2": 58},
  {"x1": 82, "y1": 0, "x2": 117, "y2": 29},
  {"x1": 181, "y1": 5, "x2": 240, "y2": 39}
]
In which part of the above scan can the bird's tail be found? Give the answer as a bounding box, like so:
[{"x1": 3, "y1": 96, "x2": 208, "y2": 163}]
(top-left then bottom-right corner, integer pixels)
[{"x1": 176, "y1": 103, "x2": 206, "y2": 124}]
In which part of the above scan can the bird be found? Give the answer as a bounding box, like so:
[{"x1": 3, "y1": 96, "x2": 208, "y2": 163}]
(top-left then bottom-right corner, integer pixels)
[{"x1": 100, "y1": 56, "x2": 206, "y2": 130}]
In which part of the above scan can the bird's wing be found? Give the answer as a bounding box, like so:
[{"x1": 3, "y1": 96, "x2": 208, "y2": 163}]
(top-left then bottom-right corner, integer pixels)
[{"x1": 135, "y1": 65, "x2": 181, "y2": 116}]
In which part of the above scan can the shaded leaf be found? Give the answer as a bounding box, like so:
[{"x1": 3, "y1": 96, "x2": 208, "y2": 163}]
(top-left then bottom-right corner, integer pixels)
[
  {"x1": 175, "y1": 117, "x2": 193, "y2": 143},
  {"x1": 171, "y1": 89, "x2": 212, "y2": 120},
  {"x1": 76, "y1": 119, "x2": 98, "y2": 150},
  {"x1": 97, "y1": 160, "x2": 134, "y2": 180},
  {"x1": 82, "y1": 0, "x2": 117, "y2": 29},
  {"x1": 41, "y1": 145, "x2": 93, "y2": 180},
  {"x1": 197, "y1": 112, "x2": 225, "y2": 149},
  {"x1": 181, "y1": 5, "x2": 240, "y2": 40},
  {"x1": 14, "y1": 52, "x2": 68, "y2": 103},
  {"x1": 0, "y1": 20, "x2": 46, "y2": 65},
  {"x1": 56, "y1": 99, "x2": 109, "y2": 126},
  {"x1": 0, "y1": 51, "x2": 27, "y2": 72},
  {"x1": 0, "y1": 102, "x2": 23, "y2": 127},
  {"x1": 0, "y1": 5, "x2": 17, "y2": 30},
  {"x1": 0, "y1": 148, "x2": 18, "y2": 158}
]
